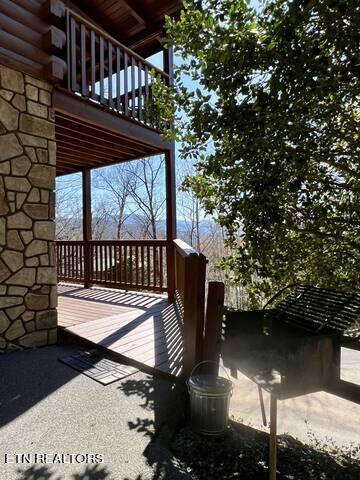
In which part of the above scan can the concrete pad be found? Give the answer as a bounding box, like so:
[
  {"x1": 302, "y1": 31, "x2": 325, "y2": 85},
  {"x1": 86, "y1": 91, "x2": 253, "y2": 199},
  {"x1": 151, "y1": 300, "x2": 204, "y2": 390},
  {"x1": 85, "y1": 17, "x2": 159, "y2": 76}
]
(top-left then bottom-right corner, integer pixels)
[{"x1": 0, "y1": 346, "x2": 188, "y2": 480}]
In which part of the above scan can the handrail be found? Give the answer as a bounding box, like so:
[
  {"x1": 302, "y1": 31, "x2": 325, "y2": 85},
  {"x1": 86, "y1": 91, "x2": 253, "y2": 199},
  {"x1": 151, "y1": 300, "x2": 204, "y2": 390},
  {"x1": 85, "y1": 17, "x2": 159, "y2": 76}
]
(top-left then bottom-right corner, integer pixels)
[
  {"x1": 68, "y1": 9, "x2": 168, "y2": 79},
  {"x1": 57, "y1": 239, "x2": 167, "y2": 246}
]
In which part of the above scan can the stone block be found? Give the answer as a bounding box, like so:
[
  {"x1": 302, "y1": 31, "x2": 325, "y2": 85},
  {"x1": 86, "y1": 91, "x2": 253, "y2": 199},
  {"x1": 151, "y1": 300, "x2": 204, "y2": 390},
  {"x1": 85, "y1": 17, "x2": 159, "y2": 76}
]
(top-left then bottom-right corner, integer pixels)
[
  {"x1": 40, "y1": 254, "x2": 49, "y2": 265},
  {"x1": 22, "y1": 311, "x2": 34, "y2": 322},
  {"x1": 18, "y1": 330, "x2": 48, "y2": 347},
  {"x1": 20, "y1": 230, "x2": 33, "y2": 245},
  {"x1": 1, "y1": 66, "x2": 24, "y2": 93},
  {"x1": 29, "y1": 164, "x2": 55, "y2": 190},
  {"x1": 7, "y1": 212, "x2": 32, "y2": 229},
  {"x1": 25, "y1": 320, "x2": 35, "y2": 332},
  {"x1": 0, "y1": 258, "x2": 11, "y2": 282},
  {"x1": 0, "y1": 337, "x2": 6, "y2": 349},
  {"x1": 7, "y1": 231, "x2": 24, "y2": 251},
  {"x1": 20, "y1": 113, "x2": 55, "y2": 140},
  {"x1": 28, "y1": 188, "x2": 40, "y2": 203},
  {"x1": 25, "y1": 239, "x2": 48, "y2": 257},
  {"x1": 0, "y1": 97, "x2": 19, "y2": 130},
  {"x1": 1, "y1": 250, "x2": 23, "y2": 272},
  {"x1": 35, "y1": 310, "x2": 57, "y2": 330},
  {"x1": 25, "y1": 84, "x2": 38, "y2": 101},
  {"x1": 49, "y1": 191, "x2": 55, "y2": 219},
  {"x1": 0, "y1": 89, "x2": 14, "y2": 101},
  {"x1": 8, "y1": 286, "x2": 27, "y2": 296},
  {"x1": 37, "y1": 266, "x2": 57, "y2": 284},
  {"x1": 12, "y1": 94, "x2": 26, "y2": 112},
  {"x1": 6, "y1": 305, "x2": 26, "y2": 320},
  {"x1": 36, "y1": 149, "x2": 48, "y2": 163},
  {"x1": 0, "y1": 218, "x2": 5, "y2": 246},
  {"x1": 0, "y1": 178, "x2": 9, "y2": 215},
  {"x1": 49, "y1": 285, "x2": 57, "y2": 308},
  {"x1": 0, "y1": 161, "x2": 10, "y2": 174},
  {"x1": 16, "y1": 193, "x2": 27, "y2": 209},
  {"x1": 41, "y1": 190, "x2": 49, "y2": 203},
  {"x1": 11, "y1": 156, "x2": 31, "y2": 176},
  {"x1": 0, "y1": 312, "x2": 10, "y2": 334},
  {"x1": 34, "y1": 221, "x2": 55, "y2": 241},
  {"x1": 25, "y1": 147, "x2": 37, "y2": 162},
  {"x1": 19, "y1": 133, "x2": 47, "y2": 148},
  {"x1": 25, "y1": 76, "x2": 52, "y2": 92},
  {"x1": 26, "y1": 257, "x2": 39, "y2": 267},
  {"x1": 6, "y1": 267, "x2": 36, "y2": 287},
  {"x1": 24, "y1": 204, "x2": 49, "y2": 220},
  {"x1": 0, "y1": 133, "x2": 23, "y2": 160},
  {"x1": 4, "y1": 176, "x2": 31, "y2": 193},
  {"x1": 27, "y1": 101, "x2": 48, "y2": 119},
  {"x1": 48, "y1": 141, "x2": 56, "y2": 165},
  {"x1": 0, "y1": 296, "x2": 22, "y2": 309},
  {"x1": 39, "y1": 89, "x2": 52, "y2": 106},
  {"x1": 25, "y1": 292, "x2": 49, "y2": 310},
  {"x1": 5, "y1": 319, "x2": 25, "y2": 340}
]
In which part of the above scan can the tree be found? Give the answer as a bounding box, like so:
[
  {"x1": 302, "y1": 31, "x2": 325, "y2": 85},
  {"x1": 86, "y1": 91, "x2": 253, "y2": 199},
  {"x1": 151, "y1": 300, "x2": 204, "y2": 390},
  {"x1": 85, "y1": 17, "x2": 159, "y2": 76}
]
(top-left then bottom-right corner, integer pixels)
[
  {"x1": 126, "y1": 157, "x2": 166, "y2": 239},
  {"x1": 93, "y1": 164, "x2": 133, "y2": 239},
  {"x1": 155, "y1": 0, "x2": 360, "y2": 304}
]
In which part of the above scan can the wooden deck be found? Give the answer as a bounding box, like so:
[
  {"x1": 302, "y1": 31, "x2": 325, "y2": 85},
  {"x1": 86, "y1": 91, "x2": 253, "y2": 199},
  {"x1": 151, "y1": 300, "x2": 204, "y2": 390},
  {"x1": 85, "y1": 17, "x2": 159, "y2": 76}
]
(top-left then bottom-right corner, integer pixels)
[{"x1": 57, "y1": 284, "x2": 184, "y2": 377}]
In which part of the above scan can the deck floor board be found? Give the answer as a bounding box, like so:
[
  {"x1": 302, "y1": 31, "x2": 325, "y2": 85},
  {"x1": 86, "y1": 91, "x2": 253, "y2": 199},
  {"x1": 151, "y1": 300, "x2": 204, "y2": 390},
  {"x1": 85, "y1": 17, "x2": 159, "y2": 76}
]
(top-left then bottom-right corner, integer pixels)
[{"x1": 58, "y1": 284, "x2": 183, "y2": 377}]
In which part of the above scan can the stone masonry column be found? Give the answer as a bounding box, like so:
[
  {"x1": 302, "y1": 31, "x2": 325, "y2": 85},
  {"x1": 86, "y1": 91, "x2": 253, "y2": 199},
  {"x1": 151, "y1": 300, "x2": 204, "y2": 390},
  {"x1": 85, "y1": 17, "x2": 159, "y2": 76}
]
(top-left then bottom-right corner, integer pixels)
[{"x1": 0, "y1": 65, "x2": 57, "y2": 352}]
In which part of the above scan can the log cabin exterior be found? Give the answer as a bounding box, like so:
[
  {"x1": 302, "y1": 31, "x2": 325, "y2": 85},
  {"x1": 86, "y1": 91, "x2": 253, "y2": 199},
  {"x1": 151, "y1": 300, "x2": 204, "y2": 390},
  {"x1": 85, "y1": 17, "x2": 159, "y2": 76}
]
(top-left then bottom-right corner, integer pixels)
[{"x1": 0, "y1": 1, "x2": 184, "y2": 354}]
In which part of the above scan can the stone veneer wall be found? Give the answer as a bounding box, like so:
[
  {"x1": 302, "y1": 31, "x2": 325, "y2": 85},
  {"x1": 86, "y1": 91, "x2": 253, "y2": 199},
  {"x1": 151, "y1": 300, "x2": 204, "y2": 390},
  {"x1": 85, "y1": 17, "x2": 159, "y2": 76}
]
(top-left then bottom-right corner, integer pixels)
[{"x1": 0, "y1": 65, "x2": 57, "y2": 352}]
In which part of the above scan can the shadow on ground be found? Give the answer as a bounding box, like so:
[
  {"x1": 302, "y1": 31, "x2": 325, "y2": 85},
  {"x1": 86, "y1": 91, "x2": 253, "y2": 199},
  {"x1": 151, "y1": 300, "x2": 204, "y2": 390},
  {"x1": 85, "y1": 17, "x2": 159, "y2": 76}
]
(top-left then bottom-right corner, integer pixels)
[
  {"x1": 15, "y1": 464, "x2": 111, "y2": 480},
  {"x1": 0, "y1": 347, "x2": 81, "y2": 428}
]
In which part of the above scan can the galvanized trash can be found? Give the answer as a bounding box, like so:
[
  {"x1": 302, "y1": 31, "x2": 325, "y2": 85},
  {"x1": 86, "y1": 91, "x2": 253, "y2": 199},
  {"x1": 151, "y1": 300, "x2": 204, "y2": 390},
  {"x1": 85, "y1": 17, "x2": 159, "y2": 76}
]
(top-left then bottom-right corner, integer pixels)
[{"x1": 188, "y1": 361, "x2": 233, "y2": 435}]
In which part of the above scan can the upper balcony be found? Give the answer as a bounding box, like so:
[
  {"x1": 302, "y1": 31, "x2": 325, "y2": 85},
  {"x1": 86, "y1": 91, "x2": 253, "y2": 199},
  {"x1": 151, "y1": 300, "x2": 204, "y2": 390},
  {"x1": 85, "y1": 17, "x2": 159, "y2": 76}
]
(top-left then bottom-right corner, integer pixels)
[{"x1": 60, "y1": 8, "x2": 170, "y2": 132}]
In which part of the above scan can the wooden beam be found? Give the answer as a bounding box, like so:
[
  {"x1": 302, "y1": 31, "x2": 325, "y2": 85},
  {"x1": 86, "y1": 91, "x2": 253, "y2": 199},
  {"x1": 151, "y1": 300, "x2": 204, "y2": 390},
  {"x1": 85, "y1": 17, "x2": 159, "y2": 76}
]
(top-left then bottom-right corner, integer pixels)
[
  {"x1": 43, "y1": 25, "x2": 66, "y2": 53},
  {"x1": 120, "y1": 0, "x2": 147, "y2": 25},
  {"x1": 54, "y1": 89, "x2": 173, "y2": 151},
  {"x1": 165, "y1": 148, "x2": 176, "y2": 300}
]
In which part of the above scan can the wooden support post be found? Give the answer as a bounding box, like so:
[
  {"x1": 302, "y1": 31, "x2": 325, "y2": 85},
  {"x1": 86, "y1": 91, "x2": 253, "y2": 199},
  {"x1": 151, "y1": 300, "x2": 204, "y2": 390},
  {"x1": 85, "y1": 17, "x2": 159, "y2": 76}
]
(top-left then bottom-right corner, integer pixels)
[
  {"x1": 182, "y1": 253, "x2": 207, "y2": 377},
  {"x1": 269, "y1": 395, "x2": 277, "y2": 480},
  {"x1": 82, "y1": 169, "x2": 92, "y2": 288},
  {"x1": 165, "y1": 148, "x2": 176, "y2": 300},
  {"x1": 164, "y1": 46, "x2": 174, "y2": 86},
  {"x1": 202, "y1": 281, "x2": 225, "y2": 375}
]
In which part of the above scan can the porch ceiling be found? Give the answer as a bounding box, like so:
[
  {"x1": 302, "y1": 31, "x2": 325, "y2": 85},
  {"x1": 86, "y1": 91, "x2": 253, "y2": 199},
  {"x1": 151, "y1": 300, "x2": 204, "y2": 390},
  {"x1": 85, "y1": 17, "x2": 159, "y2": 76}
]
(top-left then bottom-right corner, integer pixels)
[
  {"x1": 72, "y1": 0, "x2": 183, "y2": 58},
  {"x1": 55, "y1": 111, "x2": 165, "y2": 177}
]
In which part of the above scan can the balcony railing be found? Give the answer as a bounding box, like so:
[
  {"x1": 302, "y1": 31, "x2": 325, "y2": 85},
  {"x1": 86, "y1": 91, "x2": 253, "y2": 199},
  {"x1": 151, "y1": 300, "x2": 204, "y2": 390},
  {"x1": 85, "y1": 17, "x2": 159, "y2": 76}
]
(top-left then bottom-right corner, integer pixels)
[
  {"x1": 56, "y1": 240, "x2": 168, "y2": 293},
  {"x1": 64, "y1": 9, "x2": 168, "y2": 130}
]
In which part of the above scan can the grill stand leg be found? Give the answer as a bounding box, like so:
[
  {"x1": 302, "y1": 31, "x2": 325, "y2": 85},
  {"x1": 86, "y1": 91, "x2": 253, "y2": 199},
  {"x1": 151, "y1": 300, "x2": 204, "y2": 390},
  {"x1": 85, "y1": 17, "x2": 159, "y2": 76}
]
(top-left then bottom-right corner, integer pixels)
[{"x1": 269, "y1": 394, "x2": 277, "y2": 480}]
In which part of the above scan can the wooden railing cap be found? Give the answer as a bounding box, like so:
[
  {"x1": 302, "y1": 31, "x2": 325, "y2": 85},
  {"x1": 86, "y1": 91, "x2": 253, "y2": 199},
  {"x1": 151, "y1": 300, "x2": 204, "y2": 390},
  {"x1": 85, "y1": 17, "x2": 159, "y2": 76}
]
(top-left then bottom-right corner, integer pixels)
[{"x1": 173, "y1": 238, "x2": 199, "y2": 257}]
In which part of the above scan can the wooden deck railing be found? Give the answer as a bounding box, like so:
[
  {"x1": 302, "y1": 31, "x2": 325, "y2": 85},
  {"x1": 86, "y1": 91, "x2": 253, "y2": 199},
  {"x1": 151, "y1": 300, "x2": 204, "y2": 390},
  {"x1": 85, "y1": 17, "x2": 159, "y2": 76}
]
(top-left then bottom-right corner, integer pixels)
[
  {"x1": 56, "y1": 240, "x2": 168, "y2": 292},
  {"x1": 64, "y1": 9, "x2": 168, "y2": 130}
]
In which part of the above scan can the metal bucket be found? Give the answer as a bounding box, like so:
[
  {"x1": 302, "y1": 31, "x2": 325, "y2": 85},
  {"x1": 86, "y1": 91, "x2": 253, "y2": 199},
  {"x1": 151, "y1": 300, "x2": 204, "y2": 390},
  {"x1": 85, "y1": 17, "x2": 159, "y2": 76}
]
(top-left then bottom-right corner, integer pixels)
[{"x1": 188, "y1": 361, "x2": 233, "y2": 435}]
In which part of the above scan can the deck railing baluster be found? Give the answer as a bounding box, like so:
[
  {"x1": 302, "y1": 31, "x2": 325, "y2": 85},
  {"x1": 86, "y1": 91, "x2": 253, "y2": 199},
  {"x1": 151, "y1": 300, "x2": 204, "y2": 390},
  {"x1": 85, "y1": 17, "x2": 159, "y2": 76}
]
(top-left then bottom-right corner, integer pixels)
[
  {"x1": 116, "y1": 47, "x2": 121, "y2": 111},
  {"x1": 108, "y1": 40, "x2": 113, "y2": 108},
  {"x1": 124, "y1": 51, "x2": 129, "y2": 116},
  {"x1": 100, "y1": 35, "x2": 105, "y2": 103}
]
